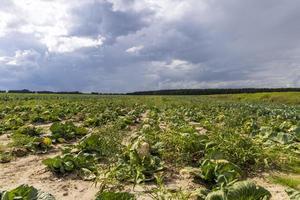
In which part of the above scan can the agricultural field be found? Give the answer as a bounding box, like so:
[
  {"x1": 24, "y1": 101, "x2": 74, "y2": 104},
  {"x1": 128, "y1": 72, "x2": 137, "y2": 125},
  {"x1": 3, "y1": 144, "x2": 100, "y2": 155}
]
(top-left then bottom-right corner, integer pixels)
[{"x1": 0, "y1": 92, "x2": 299, "y2": 200}]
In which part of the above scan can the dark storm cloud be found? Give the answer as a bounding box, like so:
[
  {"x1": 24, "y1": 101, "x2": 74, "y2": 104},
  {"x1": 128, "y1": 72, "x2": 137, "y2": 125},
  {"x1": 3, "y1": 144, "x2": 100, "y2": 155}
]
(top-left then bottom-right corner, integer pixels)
[
  {"x1": 0, "y1": 0, "x2": 299, "y2": 92},
  {"x1": 70, "y1": 0, "x2": 153, "y2": 43},
  {"x1": 0, "y1": 32, "x2": 46, "y2": 55}
]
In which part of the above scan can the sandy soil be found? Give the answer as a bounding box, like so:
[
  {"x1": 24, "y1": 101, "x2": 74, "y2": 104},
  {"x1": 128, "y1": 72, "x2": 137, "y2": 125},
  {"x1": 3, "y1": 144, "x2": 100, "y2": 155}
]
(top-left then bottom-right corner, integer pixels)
[
  {"x1": 0, "y1": 134, "x2": 11, "y2": 147},
  {"x1": 189, "y1": 121, "x2": 207, "y2": 135},
  {"x1": 122, "y1": 168, "x2": 201, "y2": 200},
  {"x1": 34, "y1": 122, "x2": 53, "y2": 135},
  {"x1": 251, "y1": 177, "x2": 290, "y2": 200},
  {"x1": 0, "y1": 153, "x2": 100, "y2": 200},
  {"x1": 0, "y1": 154, "x2": 291, "y2": 200},
  {"x1": 0, "y1": 121, "x2": 100, "y2": 200}
]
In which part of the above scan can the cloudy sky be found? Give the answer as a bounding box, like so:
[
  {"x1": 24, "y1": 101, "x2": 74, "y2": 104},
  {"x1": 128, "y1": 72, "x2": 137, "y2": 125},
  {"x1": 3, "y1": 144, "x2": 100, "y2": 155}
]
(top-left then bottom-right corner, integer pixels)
[{"x1": 0, "y1": 0, "x2": 299, "y2": 92}]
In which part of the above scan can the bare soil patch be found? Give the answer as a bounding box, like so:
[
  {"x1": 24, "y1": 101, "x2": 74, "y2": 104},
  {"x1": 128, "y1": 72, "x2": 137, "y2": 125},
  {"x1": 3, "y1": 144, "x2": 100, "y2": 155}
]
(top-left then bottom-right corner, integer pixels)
[
  {"x1": 0, "y1": 152, "x2": 100, "y2": 200},
  {"x1": 0, "y1": 133, "x2": 11, "y2": 147},
  {"x1": 251, "y1": 177, "x2": 289, "y2": 200}
]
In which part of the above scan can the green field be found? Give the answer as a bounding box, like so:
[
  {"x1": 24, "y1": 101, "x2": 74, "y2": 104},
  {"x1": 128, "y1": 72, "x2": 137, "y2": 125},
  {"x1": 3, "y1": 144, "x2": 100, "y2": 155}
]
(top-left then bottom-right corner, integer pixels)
[
  {"x1": 0, "y1": 93, "x2": 299, "y2": 200},
  {"x1": 210, "y1": 92, "x2": 300, "y2": 105}
]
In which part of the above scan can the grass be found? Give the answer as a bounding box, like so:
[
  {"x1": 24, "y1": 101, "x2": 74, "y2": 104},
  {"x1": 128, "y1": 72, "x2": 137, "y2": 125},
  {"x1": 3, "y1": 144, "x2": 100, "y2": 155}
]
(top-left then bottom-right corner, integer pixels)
[
  {"x1": 269, "y1": 175, "x2": 300, "y2": 190},
  {"x1": 210, "y1": 92, "x2": 300, "y2": 105},
  {"x1": 9, "y1": 133, "x2": 34, "y2": 148},
  {"x1": 288, "y1": 160, "x2": 300, "y2": 174}
]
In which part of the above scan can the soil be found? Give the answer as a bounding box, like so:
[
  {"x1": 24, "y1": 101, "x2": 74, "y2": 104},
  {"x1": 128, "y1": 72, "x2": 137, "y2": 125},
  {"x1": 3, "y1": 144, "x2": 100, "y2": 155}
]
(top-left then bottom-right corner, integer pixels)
[
  {"x1": 0, "y1": 155, "x2": 292, "y2": 200},
  {"x1": 0, "y1": 153, "x2": 100, "y2": 200},
  {"x1": 0, "y1": 133, "x2": 11, "y2": 147},
  {"x1": 251, "y1": 176, "x2": 290, "y2": 200}
]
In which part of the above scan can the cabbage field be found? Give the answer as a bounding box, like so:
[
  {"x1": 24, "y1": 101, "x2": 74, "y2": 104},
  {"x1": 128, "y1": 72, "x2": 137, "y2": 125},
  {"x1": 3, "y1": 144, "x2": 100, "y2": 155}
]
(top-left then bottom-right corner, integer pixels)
[{"x1": 0, "y1": 93, "x2": 299, "y2": 200}]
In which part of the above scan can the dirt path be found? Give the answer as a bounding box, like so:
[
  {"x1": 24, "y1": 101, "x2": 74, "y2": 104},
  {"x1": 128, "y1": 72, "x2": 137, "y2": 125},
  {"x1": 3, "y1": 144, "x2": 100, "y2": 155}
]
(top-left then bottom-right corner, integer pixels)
[{"x1": 0, "y1": 153, "x2": 100, "y2": 200}]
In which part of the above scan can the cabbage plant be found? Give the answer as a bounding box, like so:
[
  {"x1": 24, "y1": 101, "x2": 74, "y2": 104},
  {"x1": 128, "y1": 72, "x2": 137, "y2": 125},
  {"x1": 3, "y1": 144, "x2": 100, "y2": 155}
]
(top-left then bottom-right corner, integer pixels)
[{"x1": 0, "y1": 184, "x2": 55, "y2": 200}]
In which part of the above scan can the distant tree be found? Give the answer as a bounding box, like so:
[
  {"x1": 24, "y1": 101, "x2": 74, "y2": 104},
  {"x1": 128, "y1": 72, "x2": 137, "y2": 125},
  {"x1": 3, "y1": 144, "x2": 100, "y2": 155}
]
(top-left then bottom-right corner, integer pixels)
[
  {"x1": 127, "y1": 88, "x2": 300, "y2": 95},
  {"x1": 8, "y1": 89, "x2": 34, "y2": 93}
]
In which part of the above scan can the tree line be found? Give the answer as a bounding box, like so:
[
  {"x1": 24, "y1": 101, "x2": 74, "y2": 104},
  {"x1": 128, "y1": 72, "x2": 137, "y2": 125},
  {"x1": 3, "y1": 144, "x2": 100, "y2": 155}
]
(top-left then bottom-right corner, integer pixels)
[
  {"x1": 0, "y1": 89, "x2": 83, "y2": 94},
  {"x1": 127, "y1": 88, "x2": 300, "y2": 95},
  {"x1": 0, "y1": 88, "x2": 299, "y2": 95}
]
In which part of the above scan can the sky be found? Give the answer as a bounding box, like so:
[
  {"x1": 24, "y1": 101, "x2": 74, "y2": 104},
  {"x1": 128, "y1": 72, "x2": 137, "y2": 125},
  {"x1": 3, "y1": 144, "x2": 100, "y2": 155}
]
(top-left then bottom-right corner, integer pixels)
[{"x1": 0, "y1": 0, "x2": 299, "y2": 92}]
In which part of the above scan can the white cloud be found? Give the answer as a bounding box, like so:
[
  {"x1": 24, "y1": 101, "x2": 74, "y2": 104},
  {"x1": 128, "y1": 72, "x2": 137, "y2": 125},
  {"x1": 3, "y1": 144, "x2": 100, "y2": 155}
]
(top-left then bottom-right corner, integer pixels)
[
  {"x1": 0, "y1": 11, "x2": 16, "y2": 37},
  {"x1": 152, "y1": 59, "x2": 200, "y2": 72},
  {"x1": 126, "y1": 45, "x2": 144, "y2": 53},
  {"x1": 163, "y1": 59, "x2": 196, "y2": 70},
  {"x1": 144, "y1": 0, "x2": 191, "y2": 20},
  {"x1": 7, "y1": 50, "x2": 28, "y2": 66},
  {"x1": 2, "y1": 49, "x2": 41, "y2": 67},
  {"x1": 19, "y1": 23, "x2": 68, "y2": 38},
  {"x1": 6, "y1": 0, "x2": 105, "y2": 53},
  {"x1": 147, "y1": 59, "x2": 206, "y2": 84},
  {"x1": 0, "y1": 55, "x2": 9, "y2": 62},
  {"x1": 42, "y1": 35, "x2": 105, "y2": 53},
  {"x1": 11, "y1": 0, "x2": 70, "y2": 26},
  {"x1": 113, "y1": 0, "x2": 208, "y2": 21}
]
